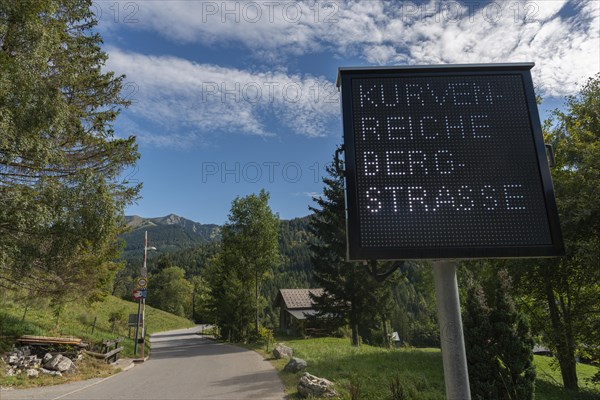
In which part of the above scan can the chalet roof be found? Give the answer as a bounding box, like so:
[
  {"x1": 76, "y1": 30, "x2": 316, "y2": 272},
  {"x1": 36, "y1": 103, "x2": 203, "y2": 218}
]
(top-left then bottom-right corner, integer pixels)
[
  {"x1": 276, "y1": 288, "x2": 324, "y2": 309},
  {"x1": 287, "y1": 309, "x2": 319, "y2": 320}
]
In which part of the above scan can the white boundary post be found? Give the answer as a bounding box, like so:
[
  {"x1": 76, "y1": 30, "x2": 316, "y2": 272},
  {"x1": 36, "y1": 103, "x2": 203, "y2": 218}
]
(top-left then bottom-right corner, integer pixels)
[{"x1": 432, "y1": 260, "x2": 471, "y2": 400}]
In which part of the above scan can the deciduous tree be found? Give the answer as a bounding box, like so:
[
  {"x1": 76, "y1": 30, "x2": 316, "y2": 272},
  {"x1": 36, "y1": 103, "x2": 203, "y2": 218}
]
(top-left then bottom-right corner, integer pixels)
[
  {"x1": 148, "y1": 266, "x2": 193, "y2": 317},
  {"x1": 206, "y1": 190, "x2": 279, "y2": 341},
  {"x1": 511, "y1": 74, "x2": 600, "y2": 390}
]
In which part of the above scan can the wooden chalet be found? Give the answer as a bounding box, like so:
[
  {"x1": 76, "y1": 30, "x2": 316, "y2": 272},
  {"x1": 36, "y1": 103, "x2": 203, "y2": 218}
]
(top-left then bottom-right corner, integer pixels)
[{"x1": 274, "y1": 288, "x2": 324, "y2": 336}]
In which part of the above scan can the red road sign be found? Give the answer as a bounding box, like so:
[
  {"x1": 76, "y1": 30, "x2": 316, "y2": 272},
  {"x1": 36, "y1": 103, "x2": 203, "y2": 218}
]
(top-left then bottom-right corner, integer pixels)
[{"x1": 132, "y1": 289, "x2": 146, "y2": 300}]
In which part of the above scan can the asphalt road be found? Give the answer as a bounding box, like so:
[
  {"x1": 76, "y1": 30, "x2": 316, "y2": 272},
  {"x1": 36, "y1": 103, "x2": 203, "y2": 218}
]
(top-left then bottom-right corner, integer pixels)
[{"x1": 1, "y1": 326, "x2": 285, "y2": 400}]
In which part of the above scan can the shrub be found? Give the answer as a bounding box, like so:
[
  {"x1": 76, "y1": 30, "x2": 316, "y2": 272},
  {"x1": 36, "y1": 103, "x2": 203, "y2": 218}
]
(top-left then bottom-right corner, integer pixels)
[{"x1": 108, "y1": 309, "x2": 126, "y2": 334}]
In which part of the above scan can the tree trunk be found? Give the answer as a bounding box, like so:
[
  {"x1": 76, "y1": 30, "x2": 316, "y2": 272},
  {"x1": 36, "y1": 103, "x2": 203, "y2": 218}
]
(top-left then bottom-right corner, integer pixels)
[
  {"x1": 382, "y1": 317, "x2": 391, "y2": 349},
  {"x1": 544, "y1": 269, "x2": 579, "y2": 390},
  {"x1": 21, "y1": 304, "x2": 28, "y2": 323},
  {"x1": 350, "y1": 294, "x2": 360, "y2": 346},
  {"x1": 352, "y1": 323, "x2": 360, "y2": 346}
]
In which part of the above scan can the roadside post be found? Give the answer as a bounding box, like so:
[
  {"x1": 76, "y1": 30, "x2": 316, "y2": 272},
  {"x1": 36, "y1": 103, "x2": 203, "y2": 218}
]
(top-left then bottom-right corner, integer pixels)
[
  {"x1": 133, "y1": 291, "x2": 141, "y2": 356},
  {"x1": 336, "y1": 64, "x2": 564, "y2": 399},
  {"x1": 140, "y1": 232, "x2": 149, "y2": 360},
  {"x1": 134, "y1": 231, "x2": 153, "y2": 360},
  {"x1": 132, "y1": 288, "x2": 146, "y2": 354}
]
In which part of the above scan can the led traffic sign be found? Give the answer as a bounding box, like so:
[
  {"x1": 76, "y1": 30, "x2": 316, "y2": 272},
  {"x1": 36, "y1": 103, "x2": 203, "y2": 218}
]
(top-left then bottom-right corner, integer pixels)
[{"x1": 337, "y1": 63, "x2": 564, "y2": 260}]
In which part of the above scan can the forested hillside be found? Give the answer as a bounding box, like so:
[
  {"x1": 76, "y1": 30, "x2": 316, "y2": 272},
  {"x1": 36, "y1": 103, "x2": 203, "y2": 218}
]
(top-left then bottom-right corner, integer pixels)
[
  {"x1": 114, "y1": 214, "x2": 315, "y2": 307},
  {"x1": 115, "y1": 212, "x2": 439, "y2": 346},
  {"x1": 120, "y1": 214, "x2": 221, "y2": 259}
]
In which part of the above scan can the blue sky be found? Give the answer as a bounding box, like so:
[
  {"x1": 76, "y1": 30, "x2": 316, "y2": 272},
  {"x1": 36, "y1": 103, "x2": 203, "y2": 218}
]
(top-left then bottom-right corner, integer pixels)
[{"x1": 95, "y1": 0, "x2": 600, "y2": 225}]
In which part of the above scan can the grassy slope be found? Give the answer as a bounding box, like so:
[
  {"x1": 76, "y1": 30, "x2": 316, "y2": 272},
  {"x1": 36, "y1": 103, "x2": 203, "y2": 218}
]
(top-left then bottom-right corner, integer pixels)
[
  {"x1": 265, "y1": 337, "x2": 600, "y2": 400},
  {"x1": 0, "y1": 295, "x2": 195, "y2": 357},
  {"x1": 1, "y1": 295, "x2": 194, "y2": 387}
]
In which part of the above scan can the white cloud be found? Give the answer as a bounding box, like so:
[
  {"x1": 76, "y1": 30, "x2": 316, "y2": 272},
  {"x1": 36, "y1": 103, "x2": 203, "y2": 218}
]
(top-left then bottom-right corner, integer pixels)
[
  {"x1": 293, "y1": 191, "x2": 322, "y2": 199},
  {"x1": 113, "y1": 114, "x2": 201, "y2": 149},
  {"x1": 110, "y1": 0, "x2": 599, "y2": 98},
  {"x1": 106, "y1": 48, "x2": 339, "y2": 143}
]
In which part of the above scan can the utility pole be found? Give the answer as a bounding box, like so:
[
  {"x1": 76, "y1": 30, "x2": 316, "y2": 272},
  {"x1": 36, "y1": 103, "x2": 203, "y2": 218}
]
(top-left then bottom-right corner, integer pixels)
[
  {"x1": 134, "y1": 231, "x2": 155, "y2": 360},
  {"x1": 141, "y1": 230, "x2": 149, "y2": 360}
]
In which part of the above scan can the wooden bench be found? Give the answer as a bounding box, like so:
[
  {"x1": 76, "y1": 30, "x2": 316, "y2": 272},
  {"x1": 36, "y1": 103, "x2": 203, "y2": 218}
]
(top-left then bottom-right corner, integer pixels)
[{"x1": 84, "y1": 337, "x2": 124, "y2": 363}]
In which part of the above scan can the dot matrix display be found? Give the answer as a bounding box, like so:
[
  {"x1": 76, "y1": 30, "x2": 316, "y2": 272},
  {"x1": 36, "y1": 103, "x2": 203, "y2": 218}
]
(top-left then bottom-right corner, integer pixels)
[{"x1": 339, "y1": 65, "x2": 564, "y2": 260}]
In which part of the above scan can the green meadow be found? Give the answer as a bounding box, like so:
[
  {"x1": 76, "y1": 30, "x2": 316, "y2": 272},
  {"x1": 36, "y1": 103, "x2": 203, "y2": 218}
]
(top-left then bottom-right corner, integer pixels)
[{"x1": 259, "y1": 337, "x2": 600, "y2": 400}]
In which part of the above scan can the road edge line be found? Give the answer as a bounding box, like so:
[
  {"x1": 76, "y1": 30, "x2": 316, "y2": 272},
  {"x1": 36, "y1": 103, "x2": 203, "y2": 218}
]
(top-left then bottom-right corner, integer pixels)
[{"x1": 51, "y1": 363, "x2": 134, "y2": 400}]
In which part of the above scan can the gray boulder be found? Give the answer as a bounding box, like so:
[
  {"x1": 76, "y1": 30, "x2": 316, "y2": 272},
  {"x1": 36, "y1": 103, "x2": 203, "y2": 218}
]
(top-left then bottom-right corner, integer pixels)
[
  {"x1": 297, "y1": 372, "x2": 337, "y2": 398},
  {"x1": 44, "y1": 354, "x2": 74, "y2": 372},
  {"x1": 56, "y1": 356, "x2": 74, "y2": 372},
  {"x1": 273, "y1": 344, "x2": 293, "y2": 359},
  {"x1": 284, "y1": 357, "x2": 307, "y2": 373},
  {"x1": 27, "y1": 368, "x2": 39, "y2": 378},
  {"x1": 43, "y1": 353, "x2": 53, "y2": 363}
]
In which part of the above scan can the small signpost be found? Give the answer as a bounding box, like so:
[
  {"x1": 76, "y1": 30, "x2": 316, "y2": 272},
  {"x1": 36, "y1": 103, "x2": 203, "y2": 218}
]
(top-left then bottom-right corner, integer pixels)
[
  {"x1": 337, "y1": 63, "x2": 564, "y2": 399},
  {"x1": 128, "y1": 314, "x2": 139, "y2": 326},
  {"x1": 132, "y1": 288, "x2": 147, "y2": 301},
  {"x1": 128, "y1": 314, "x2": 138, "y2": 338}
]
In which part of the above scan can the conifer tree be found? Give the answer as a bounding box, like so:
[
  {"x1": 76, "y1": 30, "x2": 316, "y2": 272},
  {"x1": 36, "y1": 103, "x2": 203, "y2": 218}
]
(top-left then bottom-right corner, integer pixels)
[
  {"x1": 309, "y1": 160, "x2": 396, "y2": 346},
  {"x1": 491, "y1": 270, "x2": 536, "y2": 400},
  {"x1": 463, "y1": 276, "x2": 499, "y2": 400},
  {"x1": 464, "y1": 269, "x2": 536, "y2": 400},
  {"x1": 0, "y1": 0, "x2": 140, "y2": 300}
]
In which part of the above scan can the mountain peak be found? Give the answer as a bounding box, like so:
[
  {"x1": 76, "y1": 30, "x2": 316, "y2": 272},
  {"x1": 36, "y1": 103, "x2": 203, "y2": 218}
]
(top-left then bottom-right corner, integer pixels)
[
  {"x1": 121, "y1": 215, "x2": 222, "y2": 254},
  {"x1": 126, "y1": 214, "x2": 198, "y2": 228},
  {"x1": 163, "y1": 213, "x2": 182, "y2": 225}
]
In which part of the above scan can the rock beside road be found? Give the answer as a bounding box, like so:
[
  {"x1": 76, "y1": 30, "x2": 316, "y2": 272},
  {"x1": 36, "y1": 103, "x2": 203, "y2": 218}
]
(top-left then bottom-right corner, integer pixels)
[
  {"x1": 284, "y1": 357, "x2": 307, "y2": 373},
  {"x1": 43, "y1": 354, "x2": 74, "y2": 372},
  {"x1": 297, "y1": 372, "x2": 337, "y2": 398},
  {"x1": 272, "y1": 343, "x2": 293, "y2": 359},
  {"x1": 2, "y1": 346, "x2": 77, "y2": 378}
]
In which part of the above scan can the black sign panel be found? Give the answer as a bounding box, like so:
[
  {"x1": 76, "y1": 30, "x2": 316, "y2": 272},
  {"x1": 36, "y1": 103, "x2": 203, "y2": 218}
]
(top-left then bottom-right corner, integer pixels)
[{"x1": 337, "y1": 64, "x2": 564, "y2": 260}]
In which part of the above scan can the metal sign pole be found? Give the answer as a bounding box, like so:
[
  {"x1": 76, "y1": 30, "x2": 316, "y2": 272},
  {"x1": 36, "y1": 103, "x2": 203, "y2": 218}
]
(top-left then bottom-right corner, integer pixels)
[
  {"x1": 133, "y1": 299, "x2": 141, "y2": 355},
  {"x1": 432, "y1": 260, "x2": 471, "y2": 400},
  {"x1": 140, "y1": 297, "x2": 146, "y2": 359}
]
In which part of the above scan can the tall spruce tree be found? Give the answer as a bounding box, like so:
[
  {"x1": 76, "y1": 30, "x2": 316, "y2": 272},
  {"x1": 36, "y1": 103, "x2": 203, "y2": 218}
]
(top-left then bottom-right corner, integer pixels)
[
  {"x1": 464, "y1": 269, "x2": 536, "y2": 400},
  {"x1": 309, "y1": 160, "x2": 396, "y2": 346},
  {"x1": 205, "y1": 252, "x2": 254, "y2": 341},
  {"x1": 0, "y1": 0, "x2": 140, "y2": 300},
  {"x1": 491, "y1": 270, "x2": 536, "y2": 400},
  {"x1": 463, "y1": 275, "x2": 499, "y2": 400}
]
